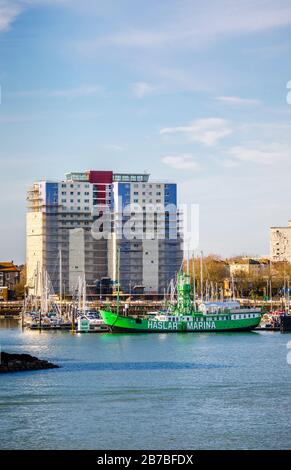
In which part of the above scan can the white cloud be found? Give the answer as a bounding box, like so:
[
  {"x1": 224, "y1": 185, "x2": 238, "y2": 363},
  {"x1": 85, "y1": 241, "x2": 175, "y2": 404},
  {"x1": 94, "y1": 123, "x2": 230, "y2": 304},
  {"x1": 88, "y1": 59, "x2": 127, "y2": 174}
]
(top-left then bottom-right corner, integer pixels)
[
  {"x1": 215, "y1": 96, "x2": 261, "y2": 106},
  {"x1": 0, "y1": 1, "x2": 23, "y2": 31},
  {"x1": 160, "y1": 118, "x2": 232, "y2": 146},
  {"x1": 0, "y1": 0, "x2": 69, "y2": 32},
  {"x1": 162, "y1": 154, "x2": 199, "y2": 170},
  {"x1": 133, "y1": 81, "x2": 155, "y2": 98},
  {"x1": 228, "y1": 143, "x2": 290, "y2": 165},
  {"x1": 12, "y1": 84, "x2": 103, "y2": 98},
  {"x1": 222, "y1": 159, "x2": 240, "y2": 169},
  {"x1": 91, "y1": 30, "x2": 169, "y2": 49},
  {"x1": 48, "y1": 84, "x2": 102, "y2": 98},
  {"x1": 104, "y1": 144, "x2": 124, "y2": 151},
  {"x1": 75, "y1": 1, "x2": 291, "y2": 53}
]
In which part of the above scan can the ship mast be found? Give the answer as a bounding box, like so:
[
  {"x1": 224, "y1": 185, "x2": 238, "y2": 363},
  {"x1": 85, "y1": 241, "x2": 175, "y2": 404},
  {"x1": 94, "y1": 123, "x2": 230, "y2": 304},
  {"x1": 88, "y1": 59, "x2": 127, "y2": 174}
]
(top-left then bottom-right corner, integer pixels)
[{"x1": 177, "y1": 272, "x2": 192, "y2": 315}]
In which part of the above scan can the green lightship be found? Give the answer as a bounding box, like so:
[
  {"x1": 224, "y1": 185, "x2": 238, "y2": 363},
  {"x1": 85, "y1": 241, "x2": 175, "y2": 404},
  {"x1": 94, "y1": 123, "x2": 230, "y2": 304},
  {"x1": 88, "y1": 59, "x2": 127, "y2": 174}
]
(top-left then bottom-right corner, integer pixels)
[{"x1": 100, "y1": 273, "x2": 262, "y2": 333}]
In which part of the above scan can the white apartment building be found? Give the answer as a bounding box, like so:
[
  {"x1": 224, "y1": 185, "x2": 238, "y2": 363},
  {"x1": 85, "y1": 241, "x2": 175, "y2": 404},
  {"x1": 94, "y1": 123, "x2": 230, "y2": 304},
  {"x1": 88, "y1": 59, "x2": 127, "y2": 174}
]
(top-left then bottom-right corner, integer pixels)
[
  {"x1": 270, "y1": 220, "x2": 291, "y2": 262},
  {"x1": 27, "y1": 170, "x2": 183, "y2": 296}
]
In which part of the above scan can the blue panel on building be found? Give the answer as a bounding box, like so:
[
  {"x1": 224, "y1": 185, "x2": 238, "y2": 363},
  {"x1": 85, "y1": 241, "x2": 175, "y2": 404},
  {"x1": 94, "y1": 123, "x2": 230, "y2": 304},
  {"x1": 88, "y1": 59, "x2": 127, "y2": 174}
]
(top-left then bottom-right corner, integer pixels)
[
  {"x1": 164, "y1": 184, "x2": 177, "y2": 207},
  {"x1": 118, "y1": 183, "x2": 131, "y2": 209},
  {"x1": 45, "y1": 182, "x2": 59, "y2": 206}
]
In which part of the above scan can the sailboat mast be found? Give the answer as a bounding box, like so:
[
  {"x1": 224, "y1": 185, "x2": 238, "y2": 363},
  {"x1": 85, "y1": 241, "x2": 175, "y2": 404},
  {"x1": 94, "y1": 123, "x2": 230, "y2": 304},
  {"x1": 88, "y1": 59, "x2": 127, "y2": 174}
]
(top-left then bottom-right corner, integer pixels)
[
  {"x1": 83, "y1": 276, "x2": 86, "y2": 315},
  {"x1": 186, "y1": 245, "x2": 190, "y2": 275},
  {"x1": 200, "y1": 250, "x2": 204, "y2": 302},
  {"x1": 192, "y1": 251, "x2": 196, "y2": 310},
  {"x1": 59, "y1": 248, "x2": 62, "y2": 317},
  {"x1": 44, "y1": 270, "x2": 49, "y2": 314},
  {"x1": 78, "y1": 277, "x2": 82, "y2": 312}
]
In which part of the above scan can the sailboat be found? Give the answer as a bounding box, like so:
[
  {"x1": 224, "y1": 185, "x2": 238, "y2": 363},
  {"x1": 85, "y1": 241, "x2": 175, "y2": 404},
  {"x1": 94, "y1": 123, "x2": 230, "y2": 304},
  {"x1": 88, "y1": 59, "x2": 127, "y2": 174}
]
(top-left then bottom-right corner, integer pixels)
[
  {"x1": 75, "y1": 276, "x2": 108, "y2": 333},
  {"x1": 24, "y1": 264, "x2": 61, "y2": 329}
]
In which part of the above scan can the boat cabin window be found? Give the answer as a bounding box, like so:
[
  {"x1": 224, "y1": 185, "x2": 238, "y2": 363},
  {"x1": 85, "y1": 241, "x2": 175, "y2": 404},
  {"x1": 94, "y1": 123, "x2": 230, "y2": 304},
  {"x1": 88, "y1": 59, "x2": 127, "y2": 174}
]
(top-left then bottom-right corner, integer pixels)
[{"x1": 135, "y1": 318, "x2": 142, "y2": 324}]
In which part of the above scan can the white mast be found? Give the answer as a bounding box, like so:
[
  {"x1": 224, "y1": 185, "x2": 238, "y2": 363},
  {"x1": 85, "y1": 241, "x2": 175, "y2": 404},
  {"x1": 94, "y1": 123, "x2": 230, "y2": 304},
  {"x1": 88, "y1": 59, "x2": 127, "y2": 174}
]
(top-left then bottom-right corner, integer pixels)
[
  {"x1": 59, "y1": 248, "x2": 62, "y2": 317},
  {"x1": 82, "y1": 276, "x2": 86, "y2": 315},
  {"x1": 78, "y1": 277, "x2": 82, "y2": 312},
  {"x1": 41, "y1": 269, "x2": 49, "y2": 315},
  {"x1": 200, "y1": 251, "x2": 204, "y2": 302}
]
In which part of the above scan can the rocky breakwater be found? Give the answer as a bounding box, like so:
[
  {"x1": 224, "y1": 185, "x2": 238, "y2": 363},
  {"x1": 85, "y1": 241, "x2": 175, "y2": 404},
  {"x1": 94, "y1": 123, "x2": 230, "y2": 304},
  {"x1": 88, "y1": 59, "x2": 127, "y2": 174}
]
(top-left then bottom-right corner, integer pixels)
[{"x1": 0, "y1": 352, "x2": 59, "y2": 373}]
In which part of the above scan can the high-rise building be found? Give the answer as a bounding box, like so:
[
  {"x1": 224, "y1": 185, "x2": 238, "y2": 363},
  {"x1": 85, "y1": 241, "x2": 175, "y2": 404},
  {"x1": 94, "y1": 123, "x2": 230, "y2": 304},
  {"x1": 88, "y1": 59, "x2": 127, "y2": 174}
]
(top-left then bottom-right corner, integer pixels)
[
  {"x1": 108, "y1": 173, "x2": 183, "y2": 294},
  {"x1": 270, "y1": 220, "x2": 291, "y2": 262},
  {"x1": 26, "y1": 170, "x2": 183, "y2": 296}
]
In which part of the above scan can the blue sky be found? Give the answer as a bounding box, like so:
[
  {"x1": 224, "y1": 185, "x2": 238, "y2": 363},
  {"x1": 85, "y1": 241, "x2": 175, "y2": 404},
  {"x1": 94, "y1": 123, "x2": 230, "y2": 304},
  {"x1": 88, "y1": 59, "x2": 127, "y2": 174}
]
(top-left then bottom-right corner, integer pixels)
[{"x1": 1, "y1": 0, "x2": 291, "y2": 263}]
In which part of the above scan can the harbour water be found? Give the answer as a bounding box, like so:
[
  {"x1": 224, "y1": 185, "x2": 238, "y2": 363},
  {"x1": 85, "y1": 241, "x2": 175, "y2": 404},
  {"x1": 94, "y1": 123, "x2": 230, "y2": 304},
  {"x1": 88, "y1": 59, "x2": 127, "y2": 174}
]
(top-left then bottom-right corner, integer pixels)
[{"x1": 0, "y1": 320, "x2": 290, "y2": 450}]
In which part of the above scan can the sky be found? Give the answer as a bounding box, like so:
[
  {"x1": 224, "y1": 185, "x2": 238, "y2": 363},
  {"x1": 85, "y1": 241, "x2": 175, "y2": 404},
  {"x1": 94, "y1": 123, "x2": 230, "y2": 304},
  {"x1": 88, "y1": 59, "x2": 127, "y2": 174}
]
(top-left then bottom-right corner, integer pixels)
[{"x1": 1, "y1": 0, "x2": 291, "y2": 263}]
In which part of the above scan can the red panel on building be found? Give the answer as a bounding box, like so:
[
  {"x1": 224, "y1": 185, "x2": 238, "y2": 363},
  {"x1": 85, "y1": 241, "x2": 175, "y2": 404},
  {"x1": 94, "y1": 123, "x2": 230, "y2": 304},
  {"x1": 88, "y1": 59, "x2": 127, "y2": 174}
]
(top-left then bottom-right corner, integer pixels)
[{"x1": 89, "y1": 171, "x2": 113, "y2": 184}]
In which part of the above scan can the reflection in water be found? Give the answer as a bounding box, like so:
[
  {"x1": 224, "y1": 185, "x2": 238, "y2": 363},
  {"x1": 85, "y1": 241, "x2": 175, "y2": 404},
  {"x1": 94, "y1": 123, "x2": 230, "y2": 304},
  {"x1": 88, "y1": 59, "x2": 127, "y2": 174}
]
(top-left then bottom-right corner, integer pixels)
[{"x1": 0, "y1": 319, "x2": 20, "y2": 330}]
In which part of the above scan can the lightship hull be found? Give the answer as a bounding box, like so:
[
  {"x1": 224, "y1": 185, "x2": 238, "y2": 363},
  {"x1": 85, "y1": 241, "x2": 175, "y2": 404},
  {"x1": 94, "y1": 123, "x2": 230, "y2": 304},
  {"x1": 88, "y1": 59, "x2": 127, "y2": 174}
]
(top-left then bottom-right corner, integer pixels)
[{"x1": 100, "y1": 310, "x2": 262, "y2": 333}]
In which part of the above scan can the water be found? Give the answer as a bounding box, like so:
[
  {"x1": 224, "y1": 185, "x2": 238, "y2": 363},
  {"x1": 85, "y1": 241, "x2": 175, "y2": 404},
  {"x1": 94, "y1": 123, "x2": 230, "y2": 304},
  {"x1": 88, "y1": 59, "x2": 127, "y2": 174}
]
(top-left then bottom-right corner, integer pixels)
[{"x1": 0, "y1": 320, "x2": 290, "y2": 450}]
